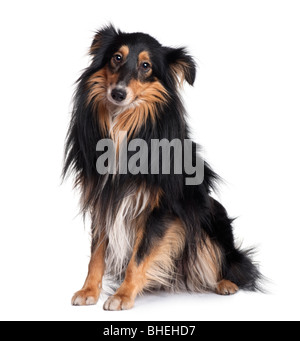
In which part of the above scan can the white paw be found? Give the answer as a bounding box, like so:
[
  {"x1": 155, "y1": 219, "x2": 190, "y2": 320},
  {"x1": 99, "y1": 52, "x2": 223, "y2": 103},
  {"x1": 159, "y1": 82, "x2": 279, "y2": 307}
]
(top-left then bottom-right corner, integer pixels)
[
  {"x1": 103, "y1": 294, "x2": 134, "y2": 311},
  {"x1": 71, "y1": 288, "x2": 99, "y2": 306}
]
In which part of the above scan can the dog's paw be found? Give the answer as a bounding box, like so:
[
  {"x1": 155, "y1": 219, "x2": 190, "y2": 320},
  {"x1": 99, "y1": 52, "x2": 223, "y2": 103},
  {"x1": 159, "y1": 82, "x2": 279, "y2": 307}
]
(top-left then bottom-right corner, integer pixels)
[
  {"x1": 103, "y1": 294, "x2": 134, "y2": 311},
  {"x1": 216, "y1": 280, "x2": 239, "y2": 295},
  {"x1": 71, "y1": 288, "x2": 100, "y2": 306}
]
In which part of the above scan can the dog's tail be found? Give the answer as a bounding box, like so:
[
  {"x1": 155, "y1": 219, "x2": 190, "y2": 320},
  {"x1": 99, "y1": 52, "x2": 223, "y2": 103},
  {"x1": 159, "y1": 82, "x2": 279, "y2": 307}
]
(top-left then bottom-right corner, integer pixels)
[
  {"x1": 210, "y1": 198, "x2": 263, "y2": 292},
  {"x1": 222, "y1": 246, "x2": 263, "y2": 291}
]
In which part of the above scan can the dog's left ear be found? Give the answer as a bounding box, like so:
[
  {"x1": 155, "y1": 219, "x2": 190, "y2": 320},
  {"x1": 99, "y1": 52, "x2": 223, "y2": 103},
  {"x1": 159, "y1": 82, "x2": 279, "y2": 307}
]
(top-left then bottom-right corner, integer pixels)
[{"x1": 165, "y1": 47, "x2": 196, "y2": 86}]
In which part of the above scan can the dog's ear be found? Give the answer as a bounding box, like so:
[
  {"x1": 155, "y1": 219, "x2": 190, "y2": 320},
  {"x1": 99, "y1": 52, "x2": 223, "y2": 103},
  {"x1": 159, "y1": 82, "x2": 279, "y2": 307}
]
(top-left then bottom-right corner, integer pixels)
[
  {"x1": 90, "y1": 24, "x2": 118, "y2": 57},
  {"x1": 165, "y1": 47, "x2": 196, "y2": 86}
]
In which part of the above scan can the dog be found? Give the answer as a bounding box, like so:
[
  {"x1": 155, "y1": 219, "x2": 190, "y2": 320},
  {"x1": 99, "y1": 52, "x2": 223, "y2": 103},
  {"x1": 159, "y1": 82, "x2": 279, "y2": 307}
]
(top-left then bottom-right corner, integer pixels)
[{"x1": 63, "y1": 25, "x2": 261, "y2": 310}]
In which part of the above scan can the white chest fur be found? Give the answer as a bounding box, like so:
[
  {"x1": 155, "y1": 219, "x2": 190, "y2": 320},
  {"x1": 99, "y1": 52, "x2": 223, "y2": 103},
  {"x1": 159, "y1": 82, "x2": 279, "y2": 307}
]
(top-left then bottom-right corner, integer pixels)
[{"x1": 104, "y1": 188, "x2": 150, "y2": 281}]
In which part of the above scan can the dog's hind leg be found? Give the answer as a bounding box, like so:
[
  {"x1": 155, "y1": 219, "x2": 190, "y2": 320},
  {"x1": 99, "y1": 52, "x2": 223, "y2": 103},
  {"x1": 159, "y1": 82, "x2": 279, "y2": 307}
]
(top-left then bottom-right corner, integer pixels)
[
  {"x1": 215, "y1": 279, "x2": 239, "y2": 295},
  {"x1": 210, "y1": 197, "x2": 262, "y2": 292}
]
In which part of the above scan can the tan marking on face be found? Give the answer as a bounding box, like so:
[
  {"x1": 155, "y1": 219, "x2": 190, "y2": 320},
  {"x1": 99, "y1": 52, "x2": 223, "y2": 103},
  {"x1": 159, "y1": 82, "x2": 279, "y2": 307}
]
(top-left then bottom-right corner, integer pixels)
[
  {"x1": 119, "y1": 45, "x2": 130, "y2": 59},
  {"x1": 128, "y1": 78, "x2": 167, "y2": 103},
  {"x1": 111, "y1": 79, "x2": 169, "y2": 139},
  {"x1": 138, "y1": 51, "x2": 152, "y2": 76},
  {"x1": 138, "y1": 51, "x2": 151, "y2": 63},
  {"x1": 86, "y1": 67, "x2": 111, "y2": 135},
  {"x1": 111, "y1": 45, "x2": 130, "y2": 68},
  {"x1": 87, "y1": 68, "x2": 107, "y2": 105}
]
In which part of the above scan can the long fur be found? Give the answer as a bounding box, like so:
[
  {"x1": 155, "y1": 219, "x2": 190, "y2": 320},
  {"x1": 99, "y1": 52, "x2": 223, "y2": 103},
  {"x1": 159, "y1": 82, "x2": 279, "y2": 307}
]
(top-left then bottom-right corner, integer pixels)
[{"x1": 64, "y1": 24, "x2": 262, "y2": 294}]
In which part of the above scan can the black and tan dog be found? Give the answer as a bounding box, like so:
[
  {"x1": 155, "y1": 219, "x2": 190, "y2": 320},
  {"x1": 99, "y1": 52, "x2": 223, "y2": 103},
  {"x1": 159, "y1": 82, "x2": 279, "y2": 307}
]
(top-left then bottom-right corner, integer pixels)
[{"x1": 64, "y1": 25, "x2": 261, "y2": 310}]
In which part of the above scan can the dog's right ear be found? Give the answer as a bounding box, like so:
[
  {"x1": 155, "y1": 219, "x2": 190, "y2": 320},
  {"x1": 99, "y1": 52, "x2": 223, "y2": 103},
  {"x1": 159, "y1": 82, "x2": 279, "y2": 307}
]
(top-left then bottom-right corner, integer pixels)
[{"x1": 90, "y1": 24, "x2": 118, "y2": 58}]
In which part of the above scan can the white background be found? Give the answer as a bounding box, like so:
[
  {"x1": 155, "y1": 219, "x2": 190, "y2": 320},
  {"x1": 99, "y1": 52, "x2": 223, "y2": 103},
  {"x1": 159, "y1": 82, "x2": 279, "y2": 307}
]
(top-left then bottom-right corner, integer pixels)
[{"x1": 0, "y1": 0, "x2": 299, "y2": 321}]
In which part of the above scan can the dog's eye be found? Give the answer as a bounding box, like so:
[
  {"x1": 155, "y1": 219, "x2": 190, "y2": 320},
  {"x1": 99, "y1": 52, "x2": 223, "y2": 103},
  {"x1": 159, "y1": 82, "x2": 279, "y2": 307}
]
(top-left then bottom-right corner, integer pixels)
[
  {"x1": 113, "y1": 54, "x2": 123, "y2": 63},
  {"x1": 141, "y1": 62, "x2": 151, "y2": 72}
]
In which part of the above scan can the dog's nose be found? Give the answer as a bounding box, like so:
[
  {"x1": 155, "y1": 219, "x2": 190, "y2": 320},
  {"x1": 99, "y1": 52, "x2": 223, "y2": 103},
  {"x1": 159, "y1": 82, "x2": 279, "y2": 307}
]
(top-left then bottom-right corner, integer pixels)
[{"x1": 111, "y1": 88, "x2": 127, "y2": 102}]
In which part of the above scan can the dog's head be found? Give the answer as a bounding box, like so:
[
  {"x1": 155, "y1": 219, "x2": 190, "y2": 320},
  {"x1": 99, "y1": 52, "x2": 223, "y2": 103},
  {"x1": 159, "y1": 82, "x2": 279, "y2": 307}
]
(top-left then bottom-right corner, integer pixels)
[
  {"x1": 75, "y1": 25, "x2": 197, "y2": 140},
  {"x1": 85, "y1": 25, "x2": 196, "y2": 113}
]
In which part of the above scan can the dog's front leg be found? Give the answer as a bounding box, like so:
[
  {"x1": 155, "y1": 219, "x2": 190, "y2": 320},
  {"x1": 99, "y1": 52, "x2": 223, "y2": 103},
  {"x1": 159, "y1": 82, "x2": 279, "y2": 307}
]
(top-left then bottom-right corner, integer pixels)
[
  {"x1": 103, "y1": 229, "x2": 146, "y2": 311},
  {"x1": 103, "y1": 212, "x2": 184, "y2": 311},
  {"x1": 72, "y1": 234, "x2": 107, "y2": 306}
]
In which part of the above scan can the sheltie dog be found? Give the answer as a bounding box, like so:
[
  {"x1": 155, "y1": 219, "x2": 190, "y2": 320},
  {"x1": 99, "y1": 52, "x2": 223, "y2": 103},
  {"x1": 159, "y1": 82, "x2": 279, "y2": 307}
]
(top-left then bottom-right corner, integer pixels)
[{"x1": 63, "y1": 25, "x2": 261, "y2": 310}]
